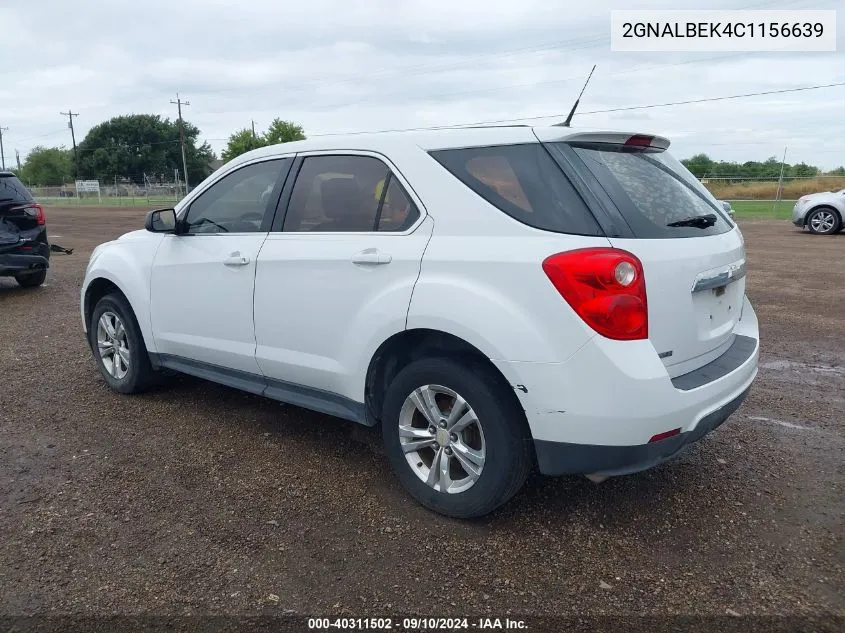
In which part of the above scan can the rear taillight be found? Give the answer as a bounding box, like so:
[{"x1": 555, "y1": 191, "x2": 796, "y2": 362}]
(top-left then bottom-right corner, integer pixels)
[
  {"x1": 542, "y1": 248, "x2": 648, "y2": 341},
  {"x1": 22, "y1": 204, "x2": 46, "y2": 225}
]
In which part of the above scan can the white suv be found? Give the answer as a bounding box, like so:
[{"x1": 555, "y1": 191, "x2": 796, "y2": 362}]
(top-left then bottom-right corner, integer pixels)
[{"x1": 81, "y1": 126, "x2": 759, "y2": 518}]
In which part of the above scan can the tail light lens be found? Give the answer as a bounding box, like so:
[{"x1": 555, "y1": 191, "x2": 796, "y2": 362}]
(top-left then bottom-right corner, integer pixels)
[
  {"x1": 542, "y1": 248, "x2": 648, "y2": 340},
  {"x1": 22, "y1": 204, "x2": 46, "y2": 225}
]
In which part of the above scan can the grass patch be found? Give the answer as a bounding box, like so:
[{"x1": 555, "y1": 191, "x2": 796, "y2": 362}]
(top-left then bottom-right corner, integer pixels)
[
  {"x1": 729, "y1": 200, "x2": 795, "y2": 220},
  {"x1": 707, "y1": 176, "x2": 845, "y2": 200},
  {"x1": 37, "y1": 196, "x2": 181, "y2": 207}
]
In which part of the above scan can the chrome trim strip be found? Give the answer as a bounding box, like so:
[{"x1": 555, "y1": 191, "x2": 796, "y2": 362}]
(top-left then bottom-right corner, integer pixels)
[{"x1": 692, "y1": 261, "x2": 746, "y2": 293}]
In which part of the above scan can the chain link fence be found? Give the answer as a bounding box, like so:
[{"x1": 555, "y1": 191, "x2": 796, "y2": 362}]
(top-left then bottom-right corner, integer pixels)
[{"x1": 29, "y1": 181, "x2": 187, "y2": 206}]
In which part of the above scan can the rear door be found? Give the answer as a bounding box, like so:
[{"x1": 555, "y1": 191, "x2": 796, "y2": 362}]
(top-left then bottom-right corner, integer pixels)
[{"x1": 541, "y1": 132, "x2": 744, "y2": 377}]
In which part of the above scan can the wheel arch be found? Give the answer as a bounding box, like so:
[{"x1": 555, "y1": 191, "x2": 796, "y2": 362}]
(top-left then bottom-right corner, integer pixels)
[
  {"x1": 83, "y1": 274, "x2": 155, "y2": 353},
  {"x1": 364, "y1": 328, "x2": 531, "y2": 437}
]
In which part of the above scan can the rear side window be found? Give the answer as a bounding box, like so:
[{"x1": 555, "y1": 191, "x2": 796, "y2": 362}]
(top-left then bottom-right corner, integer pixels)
[
  {"x1": 430, "y1": 144, "x2": 602, "y2": 236},
  {"x1": 283, "y1": 155, "x2": 418, "y2": 233},
  {"x1": 0, "y1": 175, "x2": 34, "y2": 204},
  {"x1": 563, "y1": 144, "x2": 731, "y2": 239},
  {"x1": 377, "y1": 174, "x2": 420, "y2": 231}
]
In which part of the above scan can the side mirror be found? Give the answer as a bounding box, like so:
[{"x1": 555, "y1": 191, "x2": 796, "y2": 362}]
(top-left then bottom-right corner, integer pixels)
[
  {"x1": 145, "y1": 208, "x2": 177, "y2": 233},
  {"x1": 719, "y1": 200, "x2": 735, "y2": 217}
]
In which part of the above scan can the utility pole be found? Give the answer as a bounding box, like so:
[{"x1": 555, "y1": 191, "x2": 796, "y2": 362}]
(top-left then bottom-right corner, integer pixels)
[
  {"x1": 773, "y1": 146, "x2": 788, "y2": 216},
  {"x1": 0, "y1": 125, "x2": 7, "y2": 170},
  {"x1": 15, "y1": 149, "x2": 21, "y2": 172},
  {"x1": 60, "y1": 109, "x2": 79, "y2": 178},
  {"x1": 251, "y1": 120, "x2": 256, "y2": 139},
  {"x1": 170, "y1": 93, "x2": 190, "y2": 193}
]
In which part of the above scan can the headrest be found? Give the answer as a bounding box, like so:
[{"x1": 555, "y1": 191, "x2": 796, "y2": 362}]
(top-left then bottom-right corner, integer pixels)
[{"x1": 320, "y1": 178, "x2": 361, "y2": 220}]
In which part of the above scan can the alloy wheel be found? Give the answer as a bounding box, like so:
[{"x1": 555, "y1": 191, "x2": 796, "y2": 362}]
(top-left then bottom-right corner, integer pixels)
[
  {"x1": 398, "y1": 384, "x2": 486, "y2": 494},
  {"x1": 96, "y1": 311, "x2": 130, "y2": 380},
  {"x1": 810, "y1": 210, "x2": 837, "y2": 233}
]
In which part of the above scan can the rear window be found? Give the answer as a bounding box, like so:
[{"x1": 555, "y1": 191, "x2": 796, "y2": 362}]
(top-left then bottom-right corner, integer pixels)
[
  {"x1": 0, "y1": 175, "x2": 34, "y2": 204},
  {"x1": 562, "y1": 144, "x2": 732, "y2": 239},
  {"x1": 429, "y1": 144, "x2": 602, "y2": 236}
]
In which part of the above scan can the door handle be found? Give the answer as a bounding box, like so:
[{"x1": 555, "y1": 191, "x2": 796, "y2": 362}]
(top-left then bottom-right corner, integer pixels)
[
  {"x1": 352, "y1": 249, "x2": 392, "y2": 265},
  {"x1": 224, "y1": 252, "x2": 250, "y2": 266}
]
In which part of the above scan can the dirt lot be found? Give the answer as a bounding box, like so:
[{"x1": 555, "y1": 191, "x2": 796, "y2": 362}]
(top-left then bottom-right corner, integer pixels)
[{"x1": 1, "y1": 207, "x2": 843, "y2": 625}]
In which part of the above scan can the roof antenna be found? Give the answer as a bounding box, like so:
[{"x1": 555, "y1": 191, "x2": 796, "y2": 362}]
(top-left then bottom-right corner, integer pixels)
[{"x1": 557, "y1": 64, "x2": 596, "y2": 127}]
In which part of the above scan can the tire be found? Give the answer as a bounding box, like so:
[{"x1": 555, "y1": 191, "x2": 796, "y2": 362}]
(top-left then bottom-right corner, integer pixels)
[
  {"x1": 381, "y1": 356, "x2": 532, "y2": 518},
  {"x1": 14, "y1": 269, "x2": 46, "y2": 288},
  {"x1": 89, "y1": 293, "x2": 155, "y2": 394},
  {"x1": 806, "y1": 207, "x2": 841, "y2": 235}
]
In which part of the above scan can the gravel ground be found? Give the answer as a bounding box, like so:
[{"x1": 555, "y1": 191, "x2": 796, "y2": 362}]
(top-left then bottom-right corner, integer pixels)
[{"x1": 0, "y1": 207, "x2": 842, "y2": 626}]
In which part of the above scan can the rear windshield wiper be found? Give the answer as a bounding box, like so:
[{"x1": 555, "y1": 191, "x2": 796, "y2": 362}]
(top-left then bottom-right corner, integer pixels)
[{"x1": 666, "y1": 213, "x2": 718, "y2": 228}]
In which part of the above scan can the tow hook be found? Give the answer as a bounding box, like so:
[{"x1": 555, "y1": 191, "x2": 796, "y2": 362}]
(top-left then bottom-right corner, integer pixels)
[{"x1": 585, "y1": 474, "x2": 610, "y2": 484}]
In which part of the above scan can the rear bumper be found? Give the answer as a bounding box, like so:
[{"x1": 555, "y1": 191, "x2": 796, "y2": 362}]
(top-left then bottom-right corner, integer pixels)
[
  {"x1": 534, "y1": 386, "x2": 749, "y2": 476},
  {"x1": 0, "y1": 247, "x2": 50, "y2": 275},
  {"x1": 493, "y1": 296, "x2": 759, "y2": 477}
]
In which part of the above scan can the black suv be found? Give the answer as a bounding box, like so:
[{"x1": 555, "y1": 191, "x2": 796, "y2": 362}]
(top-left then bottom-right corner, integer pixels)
[{"x1": 0, "y1": 172, "x2": 49, "y2": 288}]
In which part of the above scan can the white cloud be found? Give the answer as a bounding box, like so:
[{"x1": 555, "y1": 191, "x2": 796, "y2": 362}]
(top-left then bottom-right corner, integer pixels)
[{"x1": 2, "y1": 0, "x2": 844, "y2": 169}]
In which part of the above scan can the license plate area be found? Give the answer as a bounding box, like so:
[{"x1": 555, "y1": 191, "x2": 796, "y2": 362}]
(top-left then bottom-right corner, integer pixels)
[{"x1": 693, "y1": 279, "x2": 743, "y2": 337}]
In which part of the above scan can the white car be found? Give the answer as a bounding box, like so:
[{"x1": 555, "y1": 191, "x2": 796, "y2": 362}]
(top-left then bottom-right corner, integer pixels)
[
  {"x1": 791, "y1": 189, "x2": 845, "y2": 235},
  {"x1": 81, "y1": 127, "x2": 759, "y2": 518}
]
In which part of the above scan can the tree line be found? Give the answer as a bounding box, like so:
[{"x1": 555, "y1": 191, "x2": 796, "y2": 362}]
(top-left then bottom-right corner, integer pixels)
[
  {"x1": 13, "y1": 119, "x2": 843, "y2": 186},
  {"x1": 15, "y1": 115, "x2": 305, "y2": 187},
  {"x1": 681, "y1": 153, "x2": 845, "y2": 180}
]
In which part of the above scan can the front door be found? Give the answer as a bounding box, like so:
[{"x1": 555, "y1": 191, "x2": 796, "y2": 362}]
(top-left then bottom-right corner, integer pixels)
[
  {"x1": 253, "y1": 153, "x2": 432, "y2": 404},
  {"x1": 150, "y1": 157, "x2": 292, "y2": 374}
]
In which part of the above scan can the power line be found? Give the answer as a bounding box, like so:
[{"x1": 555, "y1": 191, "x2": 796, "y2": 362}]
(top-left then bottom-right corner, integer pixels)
[
  {"x1": 309, "y1": 80, "x2": 845, "y2": 135},
  {"x1": 580, "y1": 82, "x2": 845, "y2": 116},
  {"x1": 194, "y1": 0, "x2": 818, "y2": 112},
  {"x1": 15, "y1": 129, "x2": 68, "y2": 144},
  {"x1": 196, "y1": 34, "x2": 610, "y2": 105},
  {"x1": 304, "y1": 52, "x2": 752, "y2": 114}
]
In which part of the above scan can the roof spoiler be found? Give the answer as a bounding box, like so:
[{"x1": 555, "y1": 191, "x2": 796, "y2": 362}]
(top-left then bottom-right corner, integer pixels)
[{"x1": 534, "y1": 129, "x2": 671, "y2": 150}]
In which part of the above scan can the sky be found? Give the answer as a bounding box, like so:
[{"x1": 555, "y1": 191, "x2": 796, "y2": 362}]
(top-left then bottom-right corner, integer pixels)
[{"x1": 1, "y1": 0, "x2": 843, "y2": 170}]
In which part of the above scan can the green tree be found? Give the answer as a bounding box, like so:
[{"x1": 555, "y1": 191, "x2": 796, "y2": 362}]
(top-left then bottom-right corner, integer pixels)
[
  {"x1": 221, "y1": 128, "x2": 266, "y2": 162},
  {"x1": 789, "y1": 162, "x2": 819, "y2": 178},
  {"x1": 18, "y1": 146, "x2": 73, "y2": 185},
  {"x1": 77, "y1": 114, "x2": 216, "y2": 184},
  {"x1": 827, "y1": 166, "x2": 845, "y2": 176},
  {"x1": 681, "y1": 153, "x2": 714, "y2": 178},
  {"x1": 221, "y1": 119, "x2": 306, "y2": 163},
  {"x1": 263, "y1": 119, "x2": 306, "y2": 145}
]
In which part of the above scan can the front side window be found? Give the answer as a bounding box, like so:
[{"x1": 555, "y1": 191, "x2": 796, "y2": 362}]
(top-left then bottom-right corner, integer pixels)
[
  {"x1": 283, "y1": 155, "x2": 418, "y2": 232},
  {"x1": 184, "y1": 159, "x2": 289, "y2": 234}
]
